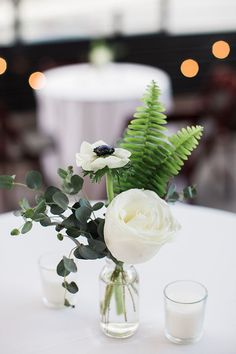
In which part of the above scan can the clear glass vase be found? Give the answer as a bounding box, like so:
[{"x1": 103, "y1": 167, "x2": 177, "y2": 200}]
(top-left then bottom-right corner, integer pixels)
[{"x1": 99, "y1": 258, "x2": 139, "y2": 338}]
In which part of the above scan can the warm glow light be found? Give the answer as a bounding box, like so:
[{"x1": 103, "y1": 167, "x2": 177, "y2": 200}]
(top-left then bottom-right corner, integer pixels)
[
  {"x1": 0, "y1": 57, "x2": 7, "y2": 75},
  {"x1": 29, "y1": 72, "x2": 46, "y2": 90},
  {"x1": 212, "y1": 40, "x2": 230, "y2": 59},
  {"x1": 180, "y1": 59, "x2": 199, "y2": 78}
]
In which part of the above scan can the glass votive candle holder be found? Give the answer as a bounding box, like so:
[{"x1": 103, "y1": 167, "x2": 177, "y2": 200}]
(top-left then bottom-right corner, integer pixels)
[
  {"x1": 164, "y1": 280, "x2": 208, "y2": 344},
  {"x1": 39, "y1": 253, "x2": 78, "y2": 309}
]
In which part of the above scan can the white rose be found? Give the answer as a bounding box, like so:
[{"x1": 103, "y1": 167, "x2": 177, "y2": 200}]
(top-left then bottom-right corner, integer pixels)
[
  {"x1": 104, "y1": 189, "x2": 181, "y2": 264},
  {"x1": 76, "y1": 140, "x2": 131, "y2": 172}
]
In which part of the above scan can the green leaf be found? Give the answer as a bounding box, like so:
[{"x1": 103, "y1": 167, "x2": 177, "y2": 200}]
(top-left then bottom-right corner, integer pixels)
[
  {"x1": 21, "y1": 221, "x2": 33, "y2": 234},
  {"x1": 19, "y1": 198, "x2": 30, "y2": 211},
  {"x1": 166, "y1": 184, "x2": 176, "y2": 200},
  {"x1": 45, "y1": 186, "x2": 61, "y2": 203},
  {"x1": 92, "y1": 202, "x2": 104, "y2": 211},
  {"x1": 88, "y1": 239, "x2": 107, "y2": 253},
  {"x1": 34, "y1": 199, "x2": 46, "y2": 215},
  {"x1": 11, "y1": 228, "x2": 20, "y2": 236},
  {"x1": 70, "y1": 175, "x2": 83, "y2": 194},
  {"x1": 183, "y1": 185, "x2": 197, "y2": 199},
  {"x1": 97, "y1": 219, "x2": 105, "y2": 239},
  {"x1": 62, "y1": 214, "x2": 80, "y2": 229},
  {"x1": 62, "y1": 281, "x2": 79, "y2": 294},
  {"x1": 167, "y1": 191, "x2": 179, "y2": 203},
  {"x1": 56, "y1": 259, "x2": 70, "y2": 277},
  {"x1": 0, "y1": 175, "x2": 15, "y2": 189},
  {"x1": 63, "y1": 256, "x2": 77, "y2": 273},
  {"x1": 75, "y1": 206, "x2": 91, "y2": 224},
  {"x1": 39, "y1": 215, "x2": 52, "y2": 226},
  {"x1": 50, "y1": 205, "x2": 65, "y2": 215},
  {"x1": 57, "y1": 233, "x2": 64, "y2": 241},
  {"x1": 166, "y1": 184, "x2": 180, "y2": 203},
  {"x1": 25, "y1": 171, "x2": 42, "y2": 190},
  {"x1": 74, "y1": 245, "x2": 100, "y2": 260},
  {"x1": 24, "y1": 208, "x2": 34, "y2": 219},
  {"x1": 64, "y1": 299, "x2": 71, "y2": 307},
  {"x1": 52, "y1": 191, "x2": 69, "y2": 211},
  {"x1": 79, "y1": 198, "x2": 91, "y2": 209},
  {"x1": 66, "y1": 228, "x2": 82, "y2": 238},
  {"x1": 57, "y1": 168, "x2": 68, "y2": 179},
  {"x1": 35, "y1": 194, "x2": 45, "y2": 204}
]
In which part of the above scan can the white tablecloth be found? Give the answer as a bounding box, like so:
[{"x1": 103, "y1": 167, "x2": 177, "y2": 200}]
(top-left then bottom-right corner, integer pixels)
[
  {"x1": 0, "y1": 203, "x2": 236, "y2": 354},
  {"x1": 36, "y1": 63, "x2": 172, "y2": 199}
]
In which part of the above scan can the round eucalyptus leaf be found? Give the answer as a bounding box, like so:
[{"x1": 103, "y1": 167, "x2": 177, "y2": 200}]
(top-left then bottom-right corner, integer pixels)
[
  {"x1": 57, "y1": 233, "x2": 64, "y2": 241},
  {"x1": 39, "y1": 215, "x2": 52, "y2": 226},
  {"x1": 75, "y1": 206, "x2": 91, "y2": 224},
  {"x1": 34, "y1": 200, "x2": 46, "y2": 215},
  {"x1": 21, "y1": 221, "x2": 33, "y2": 234},
  {"x1": 52, "y1": 191, "x2": 69, "y2": 211},
  {"x1": 25, "y1": 171, "x2": 42, "y2": 190},
  {"x1": 92, "y1": 202, "x2": 104, "y2": 211},
  {"x1": 88, "y1": 239, "x2": 107, "y2": 253},
  {"x1": 74, "y1": 245, "x2": 99, "y2": 260},
  {"x1": 62, "y1": 281, "x2": 79, "y2": 294},
  {"x1": 56, "y1": 259, "x2": 70, "y2": 277},
  {"x1": 11, "y1": 228, "x2": 20, "y2": 236},
  {"x1": 0, "y1": 175, "x2": 15, "y2": 190},
  {"x1": 50, "y1": 204, "x2": 65, "y2": 215},
  {"x1": 57, "y1": 168, "x2": 68, "y2": 179},
  {"x1": 44, "y1": 186, "x2": 61, "y2": 203},
  {"x1": 63, "y1": 256, "x2": 77, "y2": 273},
  {"x1": 24, "y1": 209, "x2": 34, "y2": 219},
  {"x1": 70, "y1": 175, "x2": 83, "y2": 194}
]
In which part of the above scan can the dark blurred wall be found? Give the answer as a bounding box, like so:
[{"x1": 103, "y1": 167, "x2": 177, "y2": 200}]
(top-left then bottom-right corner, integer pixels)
[{"x1": 0, "y1": 31, "x2": 236, "y2": 111}]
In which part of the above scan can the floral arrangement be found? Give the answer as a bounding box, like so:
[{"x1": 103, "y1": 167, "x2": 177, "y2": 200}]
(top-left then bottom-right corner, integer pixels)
[
  {"x1": 0, "y1": 81, "x2": 203, "y2": 336},
  {"x1": 89, "y1": 40, "x2": 114, "y2": 67}
]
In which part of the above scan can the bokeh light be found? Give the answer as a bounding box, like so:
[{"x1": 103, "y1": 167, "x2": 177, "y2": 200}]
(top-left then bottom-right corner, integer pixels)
[
  {"x1": 29, "y1": 72, "x2": 46, "y2": 90},
  {"x1": 180, "y1": 59, "x2": 199, "y2": 78},
  {"x1": 212, "y1": 40, "x2": 230, "y2": 59},
  {"x1": 0, "y1": 57, "x2": 7, "y2": 75}
]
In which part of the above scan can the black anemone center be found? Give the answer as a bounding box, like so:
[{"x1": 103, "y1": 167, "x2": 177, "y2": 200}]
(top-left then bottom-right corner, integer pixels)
[{"x1": 93, "y1": 145, "x2": 115, "y2": 157}]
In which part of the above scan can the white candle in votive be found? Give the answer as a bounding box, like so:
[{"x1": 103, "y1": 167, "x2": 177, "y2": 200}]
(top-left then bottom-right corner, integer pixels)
[
  {"x1": 165, "y1": 302, "x2": 204, "y2": 339},
  {"x1": 164, "y1": 280, "x2": 207, "y2": 343},
  {"x1": 41, "y1": 278, "x2": 65, "y2": 306}
]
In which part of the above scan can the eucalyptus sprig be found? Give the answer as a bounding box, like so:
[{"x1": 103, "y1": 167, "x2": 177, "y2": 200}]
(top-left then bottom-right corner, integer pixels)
[{"x1": 0, "y1": 167, "x2": 115, "y2": 307}]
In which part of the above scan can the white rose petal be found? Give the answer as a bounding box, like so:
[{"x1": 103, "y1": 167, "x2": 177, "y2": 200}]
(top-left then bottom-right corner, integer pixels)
[
  {"x1": 76, "y1": 141, "x2": 131, "y2": 172},
  {"x1": 104, "y1": 189, "x2": 181, "y2": 264}
]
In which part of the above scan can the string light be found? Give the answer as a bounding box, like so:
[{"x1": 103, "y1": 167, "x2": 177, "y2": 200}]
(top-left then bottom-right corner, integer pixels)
[
  {"x1": 0, "y1": 57, "x2": 7, "y2": 75},
  {"x1": 212, "y1": 40, "x2": 230, "y2": 59},
  {"x1": 28, "y1": 72, "x2": 46, "y2": 90},
  {"x1": 180, "y1": 59, "x2": 199, "y2": 78}
]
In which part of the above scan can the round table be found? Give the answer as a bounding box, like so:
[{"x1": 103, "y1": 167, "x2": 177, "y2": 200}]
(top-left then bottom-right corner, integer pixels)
[
  {"x1": 0, "y1": 203, "x2": 236, "y2": 354},
  {"x1": 36, "y1": 63, "x2": 172, "y2": 199}
]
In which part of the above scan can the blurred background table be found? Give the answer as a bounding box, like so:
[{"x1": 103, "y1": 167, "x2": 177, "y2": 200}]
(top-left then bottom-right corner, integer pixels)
[
  {"x1": 0, "y1": 203, "x2": 236, "y2": 354},
  {"x1": 36, "y1": 62, "x2": 172, "y2": 198}
]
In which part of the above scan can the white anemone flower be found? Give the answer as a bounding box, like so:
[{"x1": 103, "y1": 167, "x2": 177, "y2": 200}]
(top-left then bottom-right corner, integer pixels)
[{"x1": 76, "y1": 140, "x2": 131, "y2": 172}]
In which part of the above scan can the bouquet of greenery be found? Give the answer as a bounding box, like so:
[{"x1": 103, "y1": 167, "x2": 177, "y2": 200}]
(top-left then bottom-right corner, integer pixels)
[{"x1": 0, "y1": 81, "x2": 203, "y2": 336}]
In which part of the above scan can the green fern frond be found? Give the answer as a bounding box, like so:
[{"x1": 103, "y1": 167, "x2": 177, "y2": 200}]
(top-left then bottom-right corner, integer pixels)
[{"x1": 114, "y1": 81, "x2": 203, "y2": 197}]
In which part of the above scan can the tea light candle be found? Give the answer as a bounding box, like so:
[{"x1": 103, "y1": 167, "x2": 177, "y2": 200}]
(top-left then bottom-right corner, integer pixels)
[
  {"x1": 164, "y1": 280, "x2": 208, "y2": 344},
  {"x1": 41, "y1": 278, "x2": 65, "y2": 307}
]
